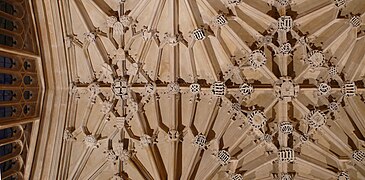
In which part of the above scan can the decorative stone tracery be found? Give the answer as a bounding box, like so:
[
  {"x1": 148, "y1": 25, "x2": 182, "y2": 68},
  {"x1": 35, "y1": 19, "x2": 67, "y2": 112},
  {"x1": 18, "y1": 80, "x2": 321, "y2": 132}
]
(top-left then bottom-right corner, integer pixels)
[
  {"x1": 328, "y1": 102, "x2": 340, "y2": 112},
  {"x1": 140, "y1": 134, "x2": 155, "y2": 147},
  {"x1": 328, "y1": 66, "x2": 338, "y2": 76},
  {"x1": 307, "y1": 50, "x2": 325, "y2": 68},
  {"x1": 227, "y1": 0, "x2": 241, "y2": 5},
  {"x1": 278, "y1": 148, "x2": 295, "y2": 162},
  {"x1": 167, "y1": 129, "x2": 181, "y2": 142},
  {"x1": 215, "y1": 14, "x2": 228, "y2": 26},
  {"x1": 249, "y1": 50, "x2": 267, "y2": 69},
  {"x1": 230, "y1": 173, "x2": 243, "y2": 180},
  {"x1": 274, "y1": 77, "x2": 299, "y2": 101},
  {"x1": 239, "y1": 83, "x2": 253, "y2": 96},
  {"x1": 145, "y1": 82, "x2": 156, "y2": 95},
  {"x1": 112, "y1": 79, "x2": 129, "y2": 99},
  {"x1": 300, "y1": 134, "x2": 309, "y2": 143},
  {"x1": 105, "y1": 149, "x2": 118, "y2": 162},
  {"x1": 281, "y1": 173, "x2": 292, "y2": 180},
  {"x1": 191, "y1": 29, "x2": 206, "y2": 40},
  {"x1": 277, "y1": 0, "x2": 291, "y2": 6},
  {"x1": 342, "y1": 82, "x2": 357, "y2": 96},
  {"x1": 306, "y1": 110, "x2": 326, "y2": 129},
  {"x1": 211, "y1": 82, "x2": 226, "y2": 96},
  {"x1": 318, "y1": 83, "x2": 331, "y2": 96},
  {"x1": 338, "y1": 172, "x2": 350, "y2": 180},
  {"x1": 279, "y1": 43, "x2": 292, "y2": 54},
  {"x1": 58, "y1": 0, "x2": 365, "y2": 179},
  {"x1": 352, "y1": 150, "x2": 365, "y2": 162},
  {"x1": 350, "y1": 16, "x2": 361, "y2": 27},
  {"x1": 278, "y1": 16, "x2": 293, "y2": 32},
  {"x1": 167, "y1": 82, "x2": 180, "y2": 94},
  {"x1": 84, "y1": 135, "x2": 100, "y2": 148},
  {"x1": 280, "y1": 122, "x2": 293, "y2": 134},
  {"x1": 193, "y1": 134, "x2": 207, "y2": 149},
  {"x1": 248, "y1": 110, "x2": 267, "y2": 129},
  {"x1": 216, "y1": 150, "x2": 231, "y2": 165},
  {"x1": 190, "y1": 83, "x2": 201, "y2": 94},
  {"x1": 334, "y1": 0, "x2": 346, "y2": 7}
]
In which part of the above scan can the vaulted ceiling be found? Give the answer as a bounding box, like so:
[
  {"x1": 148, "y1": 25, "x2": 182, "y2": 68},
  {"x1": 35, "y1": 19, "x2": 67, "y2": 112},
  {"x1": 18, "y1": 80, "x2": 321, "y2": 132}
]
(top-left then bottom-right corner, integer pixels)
[{"x1": 34, "y1": 0, "x2": 365, "y2": 179}]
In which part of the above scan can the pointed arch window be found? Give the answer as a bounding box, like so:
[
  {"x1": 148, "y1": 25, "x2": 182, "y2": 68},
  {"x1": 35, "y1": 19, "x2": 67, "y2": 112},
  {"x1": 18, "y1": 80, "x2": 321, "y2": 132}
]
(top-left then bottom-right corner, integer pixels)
[
  {"x1": 0, "y1": 34, "x2": 14, "y2": 47},
  {"x1": 0, "y1": 56, "x2": 14, "y2": 68},
  {"x1": 0, "y1": 73, "x2": 14, "y2": 84},
  {"x1": 0, "y1": 159, "x2": 15, "y2": 175},
  {"x1": 0, "y1": 17, "x2": 14, "y2": 31},
  {"x1": 0, "y1": 143, "x2": 13, "y2": 156},
  {"x1": 0, "y1": 128, "x2": 13, "y2": 139},
  {"x1": 0, "y1": 90, "x2": 14, "y2": 101},
  {"x1": 0, "y1": 1, "x2": 15, "y2": 15},
  {"x1": 0, "y1": 106, "x2": 14, "y2": 118}
]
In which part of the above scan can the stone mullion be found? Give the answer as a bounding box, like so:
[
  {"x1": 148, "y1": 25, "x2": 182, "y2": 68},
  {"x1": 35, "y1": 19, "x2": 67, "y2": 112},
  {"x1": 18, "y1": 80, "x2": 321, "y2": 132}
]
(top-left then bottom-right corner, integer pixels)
[
  {"x1": 0, "y1": 67, "x2": 22, "y2": 77},
  {"x1": 108, "y1": 26, "x2": 119, "y2": 50},
  {"x1": 0, "y1": 43, "x2": 40, "y2": 61},
  {"x1": 198, "y1": 0, "x2": 245, "y2": 81},
  {"x1": 0, "y1": 100, "x2": 23, "y2": 106},
  {"x1": 0, "y1": 117, "x2": 37, "y2": 129}
]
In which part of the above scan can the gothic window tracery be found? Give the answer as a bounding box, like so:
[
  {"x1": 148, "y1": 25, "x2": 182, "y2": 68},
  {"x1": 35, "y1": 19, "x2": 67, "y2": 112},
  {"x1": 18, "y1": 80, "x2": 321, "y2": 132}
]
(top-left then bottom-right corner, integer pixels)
[{"x1": 0, "y1": 0, "x2": 41, "y2": 179}]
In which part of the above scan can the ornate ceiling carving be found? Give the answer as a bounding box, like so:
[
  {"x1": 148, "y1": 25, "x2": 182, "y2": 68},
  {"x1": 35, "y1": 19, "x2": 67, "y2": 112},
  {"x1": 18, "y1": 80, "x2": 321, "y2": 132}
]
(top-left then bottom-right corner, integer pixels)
[{"x1": 59, "y1": 0, "x2": 365, "y2": 179}]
